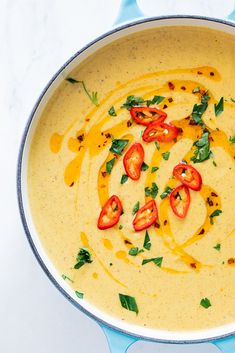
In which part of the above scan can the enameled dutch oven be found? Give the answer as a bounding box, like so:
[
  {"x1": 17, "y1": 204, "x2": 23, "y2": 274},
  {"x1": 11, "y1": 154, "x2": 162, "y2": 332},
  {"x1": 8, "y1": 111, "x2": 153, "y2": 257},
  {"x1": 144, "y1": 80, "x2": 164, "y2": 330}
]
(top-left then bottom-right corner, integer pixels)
[{"x1": 17, "y1": 1, "x2": 235, "y2": 352}]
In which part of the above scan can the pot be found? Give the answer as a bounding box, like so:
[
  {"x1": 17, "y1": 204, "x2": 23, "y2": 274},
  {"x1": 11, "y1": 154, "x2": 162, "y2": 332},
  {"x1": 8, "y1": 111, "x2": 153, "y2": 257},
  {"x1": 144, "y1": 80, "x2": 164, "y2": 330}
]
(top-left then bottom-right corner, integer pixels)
[{"x1": 17, "y1": 1, "x2": 235, "y2": 352}]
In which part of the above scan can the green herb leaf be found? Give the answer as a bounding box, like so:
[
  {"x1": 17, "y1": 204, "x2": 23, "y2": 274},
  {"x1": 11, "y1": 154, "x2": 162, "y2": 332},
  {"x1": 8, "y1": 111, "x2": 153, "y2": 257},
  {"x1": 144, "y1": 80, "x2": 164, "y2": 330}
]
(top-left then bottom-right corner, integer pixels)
[
  {"x1": 231, "y1": 98, "x2": 235, "y2": 103},
  {"x1": 200, "y1": 297, "x2": 211, "y2": 309},
  {"x1": 106, "y1": 158, "x2": 115, "y2": 174},
  {"x1": 62, "y1": 274, "x2": 74, "y2": 283},
  {"x1": 143, "y1": 231, "x2": 151, "y2": 250},
  {"x1": 214, "y1": 97, "x2": 224, "y2": 117},
  {"x1": 141, "y1": 162, "x2": 149, "y2": 171},
  {"x1": 110, "y1": 139, "x2": 129, "y2": 155},
  {"x1": 145, "y1": 182, "x2": 159, "y2": 199},
  {"x1": 119, "y1": 294, "x2": 138, "y2": 314},
  {"x1": 121, "y1": 95, "x2": 145, "y2": 110},
  {"x1": 151, "y1": 166, "x2": 159, "y2": 173},
  {"x1": 160, "y1": 186, "x2": 172, "y2": 199},
  {"x1": 129, "y1": 247, "x2": 144, "y2": 256},
  {"x1": 212, "y1": 160, "x2": 217, "y2": 167},
  {"x1": 162, "y1": 151, "x2": 170, "y2": 160},
  {"x1": 132, "y1": 201, "x2": 140, "y2": 215},
  {"x1": 121, "y1": 174, "x2": 128, "y2": 184},
  {"x1": 191, "y1": 91, "x2": 210, "y2": 125},
  {"x1": 108, "y1": 106, "x2": 117, "y2": 116},
  {"x1": 191, "y1": 131, "x2": 212, "y2": 164},
  {"x1": 192, "y1": 86, "x2": 200, "y2": 93},
  {"x1": 229, "y1": 136, "x2": 235, "y2": 143},
  {"x1": 142, "y1": 257, "x2": 163, "y2": 267},
  {"x1": 119, "y1": 224, "x2": 123, "y2": 230},
  {"x1": 209, "y1": 209, "x2": 222, "y2": 224},
  {"x1": 75, "y1": 291, "x2": 84, "y2": 299},
  {"x1": 74, "y1": 248, "x2": 92, "y2": 269},
  {"x1": 155, "y1": 141, "x2": 160, "y2": 150},
  {"x1": 66, "y1": 78, "x2": 99, "y2": 106},
  {"x1": 146, "y1": 95, "x2": 165, "y2": 106},
  {"x1": 213, "y1": 243, "x2": 221, "y2": 251}
]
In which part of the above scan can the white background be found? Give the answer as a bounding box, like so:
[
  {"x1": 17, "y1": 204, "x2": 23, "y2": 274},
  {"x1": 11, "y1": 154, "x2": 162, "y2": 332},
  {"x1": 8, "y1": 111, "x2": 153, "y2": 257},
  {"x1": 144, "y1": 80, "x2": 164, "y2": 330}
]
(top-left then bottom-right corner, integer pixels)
[{"x1": 1, "y1": 0, "x2": 235, "y2": 352}]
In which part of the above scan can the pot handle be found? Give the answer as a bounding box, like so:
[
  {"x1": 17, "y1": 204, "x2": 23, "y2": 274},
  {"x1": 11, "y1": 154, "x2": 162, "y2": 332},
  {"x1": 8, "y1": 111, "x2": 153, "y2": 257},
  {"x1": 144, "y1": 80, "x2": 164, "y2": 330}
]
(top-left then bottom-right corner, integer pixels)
[
  {"x1": 101, "y1": 325, "x2": 138, "y2": 353},
  {"x1": 213, "y1": 336, "x2": 235, "y2": 352},
  {"x1": 114, "y1": 0, "x2": 144, "y2": 25}
]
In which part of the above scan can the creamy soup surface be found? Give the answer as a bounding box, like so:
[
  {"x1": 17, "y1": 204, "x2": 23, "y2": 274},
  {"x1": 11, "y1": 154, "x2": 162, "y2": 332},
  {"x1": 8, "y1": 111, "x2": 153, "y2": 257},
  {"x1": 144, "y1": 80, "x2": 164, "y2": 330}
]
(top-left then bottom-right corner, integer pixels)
[{"x1": 28, "y1": 26, "x2": 235, "y2": 331}]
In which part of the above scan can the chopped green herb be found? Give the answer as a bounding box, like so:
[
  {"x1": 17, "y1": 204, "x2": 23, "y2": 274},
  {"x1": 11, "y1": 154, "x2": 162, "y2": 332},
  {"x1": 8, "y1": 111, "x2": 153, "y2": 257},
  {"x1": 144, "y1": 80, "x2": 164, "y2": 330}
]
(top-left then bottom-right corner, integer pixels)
[
  {"x1": 121, "y1": 174, "x2": 128, "y2": 184},
  {"x1": 142, "y1": 257, "x2": 163, "y2": 267},
  {"x1": 146, "y1": 95, "x2": 165, "y2": 106},
  {"x1": 143, "y1": 231, "x2": 151, "y2": 250},
  {"x1": 200, "y1": 297, "x2": 211, "y2": 309},
  {"x1": 155, "y1": 141, "x2": 160, "y2": 150},
  {"x1": 74, "y1": 248, "x2": 92, "y2": 269},
  {"x1": 121, "y1": 95, "x2": 145, "y2": 110},
  {"x1": 119, "y1": 294, "x2": 138, "y2": 314},
  {"x1": 214, "y1": 243, "x2": 221, "y2": 251},
  {"x1": 106, "y1": 158, "x2": 115, "y2": 174},
  {"x1": 231, "y1": 98, "x2": 235, "y2": 103},
  {"x1": 229, "y1": 136, "x2": 235, "y2": 143},
  {"x1": 192, "y1": 86, "x2": 200, "y2": 93},
  {"x1": 129, "y1": 247, "x2": 144, "y2": 256},
  {"x1": 209, "y1": 209, "x2": 222, "y2": 224},
  {"x1": 145, "y1": 182, "x2": 158, "y2": 199},
  {"x1": 132, "y1": 201, "x2": 140, "y2": 215},
  {"x1": 214, "y1": 97, "x2": 224, "y2": 117},
  {"x1": 62, "y1": 274, "x2": 74, "y2": 283},
  {"x1": 108, "y1": 106, "x2": 117, "y2": 116},
  {"x1": 151, "y1": 166, "x2": 159, "y2": 173},
  {"x1": 66, "y1": 77, "x2": 99, "y2": 106},
  {"x1": 191, "y1": 131, "x2": 212, "y2": 164},
  {"x1": 191, "y1": 91, "x2": 210, "y2": 125},
  {"x1": 141, "y1": 162, "x2": 149, "y2": 171},
  {"x1": 162, "y1": 151, "x2": 170, "y2": 160},
  {"x1": 212, "y1": 160, "x2": 217, "y2": 167},
  {"x1": 110, "y1": 139, "x2": 129, "y2": 155},
  {"x1": 160, "y1": 186, "x2": 172, "y2": 199},
  {"x1": 75, "y1": 291, "x2": 84, "y2": 299},
  {"x1": 119, "y1": 225, "x2": 123, "y2": 230}
]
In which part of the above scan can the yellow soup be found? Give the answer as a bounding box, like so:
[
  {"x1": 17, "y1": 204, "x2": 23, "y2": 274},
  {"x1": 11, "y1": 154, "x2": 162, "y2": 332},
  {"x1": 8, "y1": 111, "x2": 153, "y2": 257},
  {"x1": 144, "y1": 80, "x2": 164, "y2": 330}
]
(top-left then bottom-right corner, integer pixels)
[{"x1": 28, "y1": 26, "x2": 235, "y2": 331}]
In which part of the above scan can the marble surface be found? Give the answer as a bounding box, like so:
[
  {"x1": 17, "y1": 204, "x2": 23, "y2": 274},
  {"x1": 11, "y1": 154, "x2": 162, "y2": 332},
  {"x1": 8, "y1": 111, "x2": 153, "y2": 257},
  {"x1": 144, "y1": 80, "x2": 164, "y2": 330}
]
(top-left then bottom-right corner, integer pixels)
[{"x1": 1, "y1": 0, "x2": 235, "y2": 352}]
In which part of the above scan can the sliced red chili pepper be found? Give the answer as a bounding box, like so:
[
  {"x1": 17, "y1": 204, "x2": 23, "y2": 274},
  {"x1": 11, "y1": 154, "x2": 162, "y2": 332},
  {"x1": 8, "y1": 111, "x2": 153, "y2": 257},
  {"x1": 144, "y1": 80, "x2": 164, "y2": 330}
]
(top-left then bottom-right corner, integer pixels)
[
  {"x1": 142, "y1": 121, "x2": 179, "y2": 143},
  {"x1": 170, "y1": 185, "x2": 190, "y2": 218},
  {"x1": 173, "y1": 164, "x2": 202, "y2": 191},
  {"x1": 98, "y1": 195, "x2": 122, "y2": 230},
  {"x1": 130, "y1": 107, "x2": 166, "y2": 126},
  {"x1": 133, "y1": 200, "x2": 158, "y2": 231},
  {"x1": 123, "y1": 143, "x2": 144, "y2": 180}
]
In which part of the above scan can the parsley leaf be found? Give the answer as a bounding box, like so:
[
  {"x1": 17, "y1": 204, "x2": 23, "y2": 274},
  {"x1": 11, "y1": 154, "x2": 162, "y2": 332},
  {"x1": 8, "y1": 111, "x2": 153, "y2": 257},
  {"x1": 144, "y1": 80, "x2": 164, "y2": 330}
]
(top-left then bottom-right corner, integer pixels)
[
  {"x1": 108, "y1": 106, "x2": 117, "y2": 116},
  {"x1": 62, "y1": 274, "x2": 74, "y2": 283},
  {"x1": 120, "y1": 174, "x2": 128, "y2": 184},
  {"x1": 213, "y1": 243, "x2": 221, "y2": 251},
  {"x1": 191, "y1": 131, "x2": 212, "y2": 164},
  {"x1": 200, "y1": 298, "x2": 211, "y2": 309},
  {"x1": 155, "y1": 141, "x2": 160, "y2": 150},
  {"x1": 66, "y1": 78, "x2": 99, "y2": 106},
  {"x1": 214, "y1": 97, "x2": 224, "y2": 117},
  {"x1": 74, "y1": 248, "x2": 92, "y2": 269},
  {"x1": 75, "y1": 291, "x2": 84, "y2": 299},
  {"x1": 151, "y1": 166, "x2": 159, "y2": 173},
  {"x1": 142, "y1": 257, "x2": 163, "y2": 267},
  {"x1": 110, "y1": 139, "x2": 129, "y2": 155},
  {"x1": 121, "y1": 95, "x2": 145, "y2": 110},
  {"x1": 129, "y1": 247, "x2": 144, "y2": 256},
  {"x1": 229, "y1": 136, "x2": 235, "y2": 143},
  {"x1": 145, "y1": 182, "x2": 158, "y2": 198},
  {"x1": 132, "y1": 201, "x2": 140, "y2": 215},
  {"x1": 143, "y1": 231, "x2": 151, "y2": 250},
  {"x1": 162, "y1": 151, "x2": 170, "y2": 160},
  {"x1": 160, "y1": 186, "x2": 172, "y2": 199},
  {"x1": 106, "y1": 158, "x2": 115, "y2": 174},
  {"x1": 119, "y1": 294, "x2": 138, "y2": 314},
  {"x1": 141, "y1": 162, "x2": 149, "y2": 171},
  {"x1": 209, "y1": 209, "x2": 222, "y2": 224},
  {"x1": 191, "y1": 91, "x2": 210, "y2": 125},
  {"x1": 146, "y1": 95, "x2": 165, "y2": 106}
]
